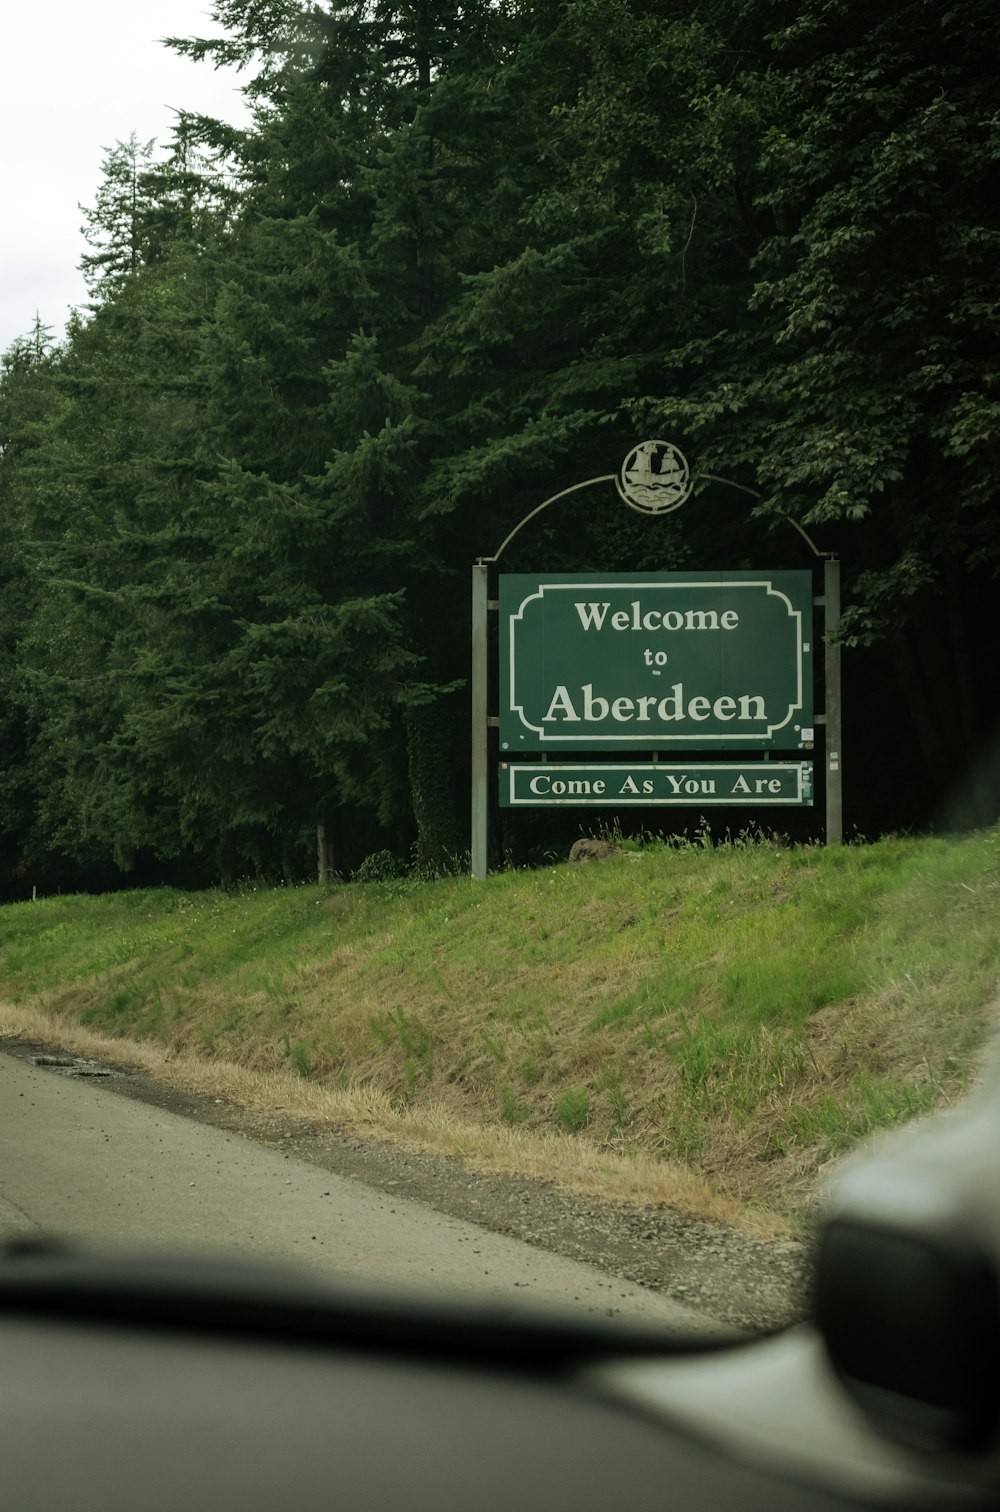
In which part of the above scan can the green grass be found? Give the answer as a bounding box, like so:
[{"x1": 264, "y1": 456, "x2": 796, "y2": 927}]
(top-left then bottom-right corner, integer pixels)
[
  {"x1": 282, "y1": 1036, "x2": 313, "y2": 1078},
  {"x1": 2, "y1": 825, "x2": 999, "y2": 1216},
  {"x1": 554, "y1": 1087, "x2": 591, "y2": 1134}
]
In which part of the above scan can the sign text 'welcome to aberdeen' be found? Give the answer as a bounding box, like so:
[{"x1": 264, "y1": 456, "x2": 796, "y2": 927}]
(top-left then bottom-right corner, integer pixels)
[{"x1": 499, "y1": 571, "x2": 813, "y2": 752}]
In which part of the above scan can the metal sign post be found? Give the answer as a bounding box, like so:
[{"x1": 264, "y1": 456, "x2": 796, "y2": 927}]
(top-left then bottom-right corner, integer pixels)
[
  {"x1": 471, "y1": 561, "x2": 490, "y2": 881},
  {"x1": 824, "y1": 557, "x2": 843, "y2": 845}
]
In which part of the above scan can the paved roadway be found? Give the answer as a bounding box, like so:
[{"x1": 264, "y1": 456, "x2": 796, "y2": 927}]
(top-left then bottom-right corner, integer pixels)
[{"x1": 0, "y1": 1049, "x2": 710, "y2": 1329}]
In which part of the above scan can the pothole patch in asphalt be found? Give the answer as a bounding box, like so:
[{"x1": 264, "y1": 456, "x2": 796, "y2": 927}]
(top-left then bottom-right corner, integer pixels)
[{"x1": 28, "y1": 1054, "x2": 125, "y2": 1079}]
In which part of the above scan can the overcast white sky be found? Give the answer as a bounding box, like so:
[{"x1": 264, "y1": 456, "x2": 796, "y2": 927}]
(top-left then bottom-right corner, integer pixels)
[{"x1": 2, "y1": 3, "x2": 251, "y2": 355}]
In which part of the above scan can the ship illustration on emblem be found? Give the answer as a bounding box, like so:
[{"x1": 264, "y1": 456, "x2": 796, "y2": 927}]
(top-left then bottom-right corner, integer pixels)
[{"x1": 618, "y1": 440, "x2": 692, "y2": 514}]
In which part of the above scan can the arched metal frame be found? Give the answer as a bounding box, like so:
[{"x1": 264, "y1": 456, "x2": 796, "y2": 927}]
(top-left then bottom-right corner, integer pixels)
[{"x1": 478, "y1": 477, "x2": 615, "y2": 566}]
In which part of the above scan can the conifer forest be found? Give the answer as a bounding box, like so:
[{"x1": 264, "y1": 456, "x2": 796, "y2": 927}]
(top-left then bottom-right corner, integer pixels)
[{"x1": 1, "y1": 1, "x2": 998, "y2": 894}]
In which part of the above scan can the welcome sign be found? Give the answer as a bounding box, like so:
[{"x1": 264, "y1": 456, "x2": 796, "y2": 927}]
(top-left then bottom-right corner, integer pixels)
[{"x1": 499, "y1": 571, "x2": 813, "y2": 751}]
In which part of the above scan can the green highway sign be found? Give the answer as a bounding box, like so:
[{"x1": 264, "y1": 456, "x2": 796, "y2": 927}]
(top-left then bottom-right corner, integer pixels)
[
  {"x1": 499, "y1": 571, "x2": 813, "y2": 752},
  {"x1": 499, "y1": 762, "x2": 814, "y2": 807}
]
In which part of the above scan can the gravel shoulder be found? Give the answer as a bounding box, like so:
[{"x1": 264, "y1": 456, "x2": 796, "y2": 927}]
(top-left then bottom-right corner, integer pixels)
[{"x1": 4, "y1": 1037, "x2": 813, "y2": 1333}]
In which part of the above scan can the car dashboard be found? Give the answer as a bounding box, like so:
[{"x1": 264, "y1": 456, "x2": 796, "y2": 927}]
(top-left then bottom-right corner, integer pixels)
[{"x1": 3, "y1": 1048, "x2": 999, "y2": 1511}]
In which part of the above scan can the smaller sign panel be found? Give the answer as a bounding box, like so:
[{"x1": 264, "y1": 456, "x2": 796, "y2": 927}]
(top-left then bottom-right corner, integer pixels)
[{"x1": 498, "y1": 762, "x2": 813, "y2": 807}]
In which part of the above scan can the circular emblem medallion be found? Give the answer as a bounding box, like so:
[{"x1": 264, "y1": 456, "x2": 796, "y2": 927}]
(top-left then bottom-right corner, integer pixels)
[{"x1": 618, "y1": 440, "x2": 692, "y2": 514}]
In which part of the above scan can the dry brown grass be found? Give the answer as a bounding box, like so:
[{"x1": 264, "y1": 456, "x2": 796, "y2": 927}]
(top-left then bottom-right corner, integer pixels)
[{"x1": 0, "y1": 998, "x2": 784, "y2": 1238}]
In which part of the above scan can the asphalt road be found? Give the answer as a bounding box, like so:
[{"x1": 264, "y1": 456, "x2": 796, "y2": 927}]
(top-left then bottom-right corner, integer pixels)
[{"x1": 0, "y1": 1049, "x2": 711, "y2": 1329}]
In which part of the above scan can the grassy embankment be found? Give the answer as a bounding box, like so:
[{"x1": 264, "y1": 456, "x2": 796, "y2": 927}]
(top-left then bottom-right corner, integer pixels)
[{"x1": 1, "y1": 828, "x2": 998, "y2": 1234}]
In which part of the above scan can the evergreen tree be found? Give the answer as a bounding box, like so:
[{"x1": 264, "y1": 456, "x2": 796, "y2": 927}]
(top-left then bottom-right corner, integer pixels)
[
  {"x1": 79, "y1": 134, "x2": 159, "y2": 299},
  {"x1": 4, "y1": 0, "x2": 998, "y2": 890},
  {"x1": 652, "y1": 0, "x2": 1000, "y2": 821}
]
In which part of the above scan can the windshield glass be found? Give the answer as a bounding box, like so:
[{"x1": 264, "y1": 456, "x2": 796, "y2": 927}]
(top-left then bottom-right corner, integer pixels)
[{"x1": 1, "y1": 0, "x2": 998, "y2": 1342}]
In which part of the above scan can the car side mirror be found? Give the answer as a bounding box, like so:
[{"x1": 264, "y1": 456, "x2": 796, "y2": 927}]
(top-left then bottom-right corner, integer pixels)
[{"x1": 815, "y1": 1065, "x2": 1000, "y2": 1454}]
